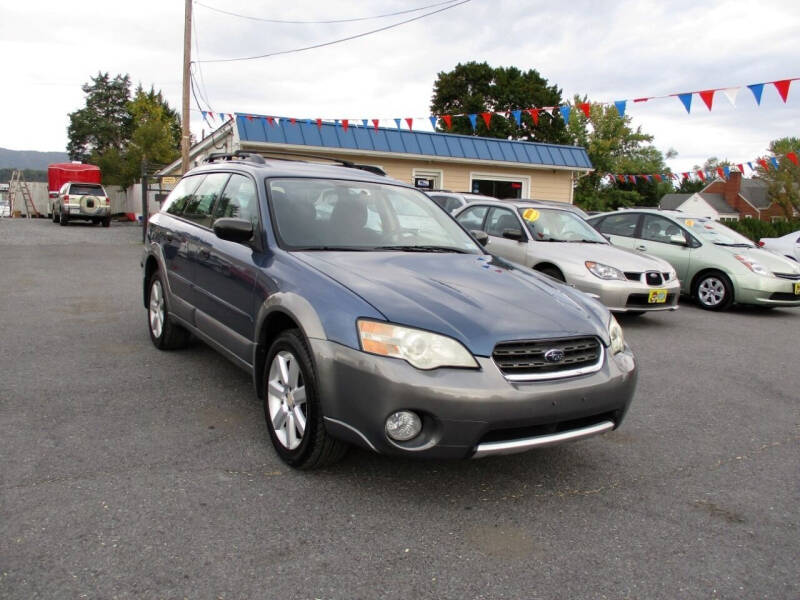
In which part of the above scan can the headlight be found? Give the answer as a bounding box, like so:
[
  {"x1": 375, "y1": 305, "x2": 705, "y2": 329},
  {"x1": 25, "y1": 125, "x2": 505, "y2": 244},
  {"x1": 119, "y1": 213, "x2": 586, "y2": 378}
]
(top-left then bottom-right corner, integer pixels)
[
  {"x1": 608, "y1": 314, "x2": 625, "y2": 355},
  {"x1": 585, "y1": 261, "x2": 626, "y2": 281},
  {"x1": 734, "y1": 254, "x2": 771, "y2": 277},
  {"x1": 357, "y1": 319, "x2": 478, "y2": 370}
]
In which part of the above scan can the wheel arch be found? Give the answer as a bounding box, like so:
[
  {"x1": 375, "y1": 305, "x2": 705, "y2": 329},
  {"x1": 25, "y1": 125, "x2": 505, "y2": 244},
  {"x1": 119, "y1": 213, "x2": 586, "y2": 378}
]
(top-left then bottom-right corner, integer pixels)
[
  {"x1": 533, "y1": 262, "x2": 565, "y2": 279},
  {"x1": 690, "y1": 267, "x2": 734, "y2": 300}
]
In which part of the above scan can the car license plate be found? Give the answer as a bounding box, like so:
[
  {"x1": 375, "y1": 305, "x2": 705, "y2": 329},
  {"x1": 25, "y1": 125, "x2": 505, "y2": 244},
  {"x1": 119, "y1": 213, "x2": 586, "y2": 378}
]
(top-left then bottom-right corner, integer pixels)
[
  {"x1": 71, "y1": 207, "x2": 82, "y2": 214},
  {"x1": 648, "y1": 289, "x2": 668, "y2": 303},
  {"x1": 795, "y1": 282, "x2": 800, "y2": 296}
]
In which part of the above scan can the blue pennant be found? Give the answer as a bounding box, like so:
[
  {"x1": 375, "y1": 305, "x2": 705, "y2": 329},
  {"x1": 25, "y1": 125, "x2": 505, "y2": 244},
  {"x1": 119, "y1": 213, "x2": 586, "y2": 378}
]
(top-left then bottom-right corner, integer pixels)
[
  {"x1": 304, "y1": 119, "x2": 312, "y2": 127},
  {"x1": 747, "y1": 162, "x2": 754, "y2": 171},
  {"x1": 677, "y1": 93, "x2": 693, "y2": 114},
  {"x1": 747, "y1": 83, "x2": 764, "y2": 105},
  {"x1": 429, "y1": 116, "x2": 438, "y2": 130},
  {"x1": 394, "y1": 118, "x2": 402, "y2": 129},
  {"x1": 614, "y1": 100, "x2": 626, "y2": 117},
  {"x1": 468, "y1": 114, "x2": 477, "y2": 130},
  {"x1": 723, "y1": 166, "x2": 731, "y2": 178},
  {"x1": 362, "y1": 119, "x2": 368, "y2": 129},
  {"x1": 559, "y1": 105, "x2": 571, "y2": 122},
  {"x1": 770, "y1": 157, "x2": 780, "y2": 169},
  {"x1": 511, "y1": 110, "x2": 522, "y2": 126}
]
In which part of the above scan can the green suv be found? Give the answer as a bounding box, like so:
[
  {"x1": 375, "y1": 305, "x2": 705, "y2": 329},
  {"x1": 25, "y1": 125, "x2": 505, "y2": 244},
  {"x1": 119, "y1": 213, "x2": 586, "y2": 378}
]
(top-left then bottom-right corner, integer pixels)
[{"x1": 589, "y1": 209, "x2": 800, "y2": 311}]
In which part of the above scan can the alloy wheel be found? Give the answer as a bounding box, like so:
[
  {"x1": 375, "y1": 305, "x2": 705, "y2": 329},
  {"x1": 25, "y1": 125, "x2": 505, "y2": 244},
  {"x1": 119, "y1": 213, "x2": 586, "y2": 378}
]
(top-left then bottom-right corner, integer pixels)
[
  {"x1": 149, "y1": 279, "x2": 165, "y2": 338},
  {"x1": 267, "y1": 351, "x2": 307, "y2": 450},
  {"x1": 697, "y1": 277, "x2": 726, "y2": 307}
]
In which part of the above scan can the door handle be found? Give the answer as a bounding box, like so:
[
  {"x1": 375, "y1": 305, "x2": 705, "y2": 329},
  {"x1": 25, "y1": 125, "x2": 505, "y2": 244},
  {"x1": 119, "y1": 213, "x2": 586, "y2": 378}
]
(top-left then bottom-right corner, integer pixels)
[{"x1": 636, "y1": 245, "x2": 647, "y2": 251}]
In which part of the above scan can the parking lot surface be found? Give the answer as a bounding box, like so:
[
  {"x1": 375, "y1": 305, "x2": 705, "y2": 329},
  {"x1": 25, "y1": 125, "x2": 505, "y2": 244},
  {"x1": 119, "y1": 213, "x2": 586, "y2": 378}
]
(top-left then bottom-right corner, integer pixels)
[{"x1": 1, "y1": 218, "x2": 798, "y2": 599}]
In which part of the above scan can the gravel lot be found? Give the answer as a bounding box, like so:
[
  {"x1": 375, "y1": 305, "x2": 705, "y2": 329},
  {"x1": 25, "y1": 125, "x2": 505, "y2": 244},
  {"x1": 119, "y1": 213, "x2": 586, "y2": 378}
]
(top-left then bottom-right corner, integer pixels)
[{"x1": 1, "y1": 218, "x2": 798, "y2": 599}]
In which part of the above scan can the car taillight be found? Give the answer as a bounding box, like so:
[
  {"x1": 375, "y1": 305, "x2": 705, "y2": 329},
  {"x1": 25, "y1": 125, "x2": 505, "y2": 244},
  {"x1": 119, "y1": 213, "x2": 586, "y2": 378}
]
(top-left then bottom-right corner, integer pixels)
[
  {"x1": 105, "y1": 197, "x2": 110, "y2": 205},
  {"x1": 63, "y1": 195, "x2": 69, "y2": 203},
  {"x1": 757, "y1": 241, "x2": 764, "y2": 247}
]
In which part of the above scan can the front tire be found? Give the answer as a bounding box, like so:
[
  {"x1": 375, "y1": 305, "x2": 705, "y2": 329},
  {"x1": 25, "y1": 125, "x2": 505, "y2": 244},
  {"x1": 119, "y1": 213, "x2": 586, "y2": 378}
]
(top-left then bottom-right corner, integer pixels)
[
  {"x1": 693, "y1": 271, "x2": 733, "y2": 311},
  {"x1": 147, "y1": 271, "x2": 190, "y2": 349},
  {"x1": 264, "y1": 330, "x2": 347, "y2": 469},
  {"x1": 102, "y1": 216, "x2": 111, "y2": 228},
  {"x1": 537, "y1": 265, "x2": 565, "y2": 282}
]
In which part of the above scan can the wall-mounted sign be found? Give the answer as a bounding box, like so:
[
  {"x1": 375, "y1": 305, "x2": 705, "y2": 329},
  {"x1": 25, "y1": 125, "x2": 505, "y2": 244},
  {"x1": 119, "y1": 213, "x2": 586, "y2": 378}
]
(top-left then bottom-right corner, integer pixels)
[{"x1": 414, "y1": 177, "x2": 433, "y2": 189}]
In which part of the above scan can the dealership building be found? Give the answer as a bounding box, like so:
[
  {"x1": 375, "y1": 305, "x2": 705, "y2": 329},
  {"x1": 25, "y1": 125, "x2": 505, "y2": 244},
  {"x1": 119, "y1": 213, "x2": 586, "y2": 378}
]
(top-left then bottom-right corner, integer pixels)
[{"x1": 160, "y1": 115, "x2": 592, "y2": 203}]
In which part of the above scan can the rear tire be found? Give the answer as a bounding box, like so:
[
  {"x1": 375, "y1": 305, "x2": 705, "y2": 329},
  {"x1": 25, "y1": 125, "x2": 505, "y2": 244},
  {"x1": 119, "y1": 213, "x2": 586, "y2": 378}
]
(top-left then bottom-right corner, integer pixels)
[
  {"x1": 102, "y1": 216, "x2": 111, "y2": 228},
  {"x1": 264, "y1": 330, "x2": 348, "y2": 469},
  {"x1": 147, "y1": 271, "x2": 190, "y2": 350},
  {"x1": 693, "y1": 271, "x2": 734, "y2": 311},
  {"x1": 59, "y1": 211, "x2": 68, "y2": 226}
]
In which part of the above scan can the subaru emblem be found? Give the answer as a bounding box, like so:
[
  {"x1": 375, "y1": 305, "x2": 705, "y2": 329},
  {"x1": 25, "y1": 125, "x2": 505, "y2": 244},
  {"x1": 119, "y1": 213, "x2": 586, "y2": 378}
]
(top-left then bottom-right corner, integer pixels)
[{"x1": 544, "y1": 349, "x2": 565, "y2": 363}]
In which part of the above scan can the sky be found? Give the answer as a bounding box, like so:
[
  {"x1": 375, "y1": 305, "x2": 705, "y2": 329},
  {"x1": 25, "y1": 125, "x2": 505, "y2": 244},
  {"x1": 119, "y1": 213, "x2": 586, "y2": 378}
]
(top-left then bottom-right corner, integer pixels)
[{"x1": 1, "y1": 0, "x2": 798, "y2": 174}]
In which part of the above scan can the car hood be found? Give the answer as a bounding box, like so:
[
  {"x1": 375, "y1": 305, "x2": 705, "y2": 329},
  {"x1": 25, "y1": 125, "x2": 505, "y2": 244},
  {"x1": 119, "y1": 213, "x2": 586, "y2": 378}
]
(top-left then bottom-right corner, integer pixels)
[
  {"x1": 294, "y1": 251, "x2": 610, "y2": 356},
  {"x1": 537, "y1": 242, "x2": 672, "y2": 271},
  {"x1": 714, "y1": 245, "x2": 800, "y2": 274}
]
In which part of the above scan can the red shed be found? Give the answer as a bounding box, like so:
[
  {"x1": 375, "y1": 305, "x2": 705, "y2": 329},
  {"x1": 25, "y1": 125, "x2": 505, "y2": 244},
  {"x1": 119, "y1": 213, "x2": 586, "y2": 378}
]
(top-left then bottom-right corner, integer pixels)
[{"x1": 48, "y1": 163, "x2": 101, "y2": 199}]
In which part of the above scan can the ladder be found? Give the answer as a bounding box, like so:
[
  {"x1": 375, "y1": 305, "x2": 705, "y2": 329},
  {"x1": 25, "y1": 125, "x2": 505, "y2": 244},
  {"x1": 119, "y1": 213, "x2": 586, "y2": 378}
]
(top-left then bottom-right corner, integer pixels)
[{"x1": 8, "y1": 170, "x2": 41, "y2": 218}]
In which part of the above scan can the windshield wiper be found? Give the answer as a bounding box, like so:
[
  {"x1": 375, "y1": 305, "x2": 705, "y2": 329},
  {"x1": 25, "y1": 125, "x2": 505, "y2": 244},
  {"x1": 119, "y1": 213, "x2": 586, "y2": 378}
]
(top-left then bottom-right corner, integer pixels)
[
  {"x1": 566, "y1": 239, "x2": 606, "y2": 244},
  {"x1": 374, "y1": 245, "x2": 471, "y2": 253},
  {"x1": 713, "y1": 242, "x2": 754, "y2": 248},
  {"x1": 292, "y1": 246, "x2": 370, "y2": 251}
]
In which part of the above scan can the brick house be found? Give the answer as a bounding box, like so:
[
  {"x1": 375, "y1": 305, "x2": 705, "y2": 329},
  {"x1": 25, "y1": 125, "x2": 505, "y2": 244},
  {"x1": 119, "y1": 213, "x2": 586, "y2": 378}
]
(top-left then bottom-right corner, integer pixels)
[{"x1": 659, "y1": 171, "x2": 796, "y2": 222}]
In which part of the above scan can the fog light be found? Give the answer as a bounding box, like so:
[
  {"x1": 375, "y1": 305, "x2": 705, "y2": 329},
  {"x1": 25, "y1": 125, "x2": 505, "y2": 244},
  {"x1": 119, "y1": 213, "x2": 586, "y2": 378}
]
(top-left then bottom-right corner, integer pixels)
[{"x1": 385, "y1": 411, "x2": 422, "y2": 441}]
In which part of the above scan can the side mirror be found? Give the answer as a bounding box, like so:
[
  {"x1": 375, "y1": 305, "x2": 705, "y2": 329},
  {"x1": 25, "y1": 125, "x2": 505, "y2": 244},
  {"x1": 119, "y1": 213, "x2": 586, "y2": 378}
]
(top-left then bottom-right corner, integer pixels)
[
  {"x1": 471, "y1": 230, "x2": 489, "y2": 246},
  {"x1": 669, "y1": 234, "x2": 687, "y2": 246},
  {"x1": 214, "y1": 217, "x2": 254, "y2": 243},
  {"x1": 502, "y1": 228, "x2": 525, "y2": 242}
]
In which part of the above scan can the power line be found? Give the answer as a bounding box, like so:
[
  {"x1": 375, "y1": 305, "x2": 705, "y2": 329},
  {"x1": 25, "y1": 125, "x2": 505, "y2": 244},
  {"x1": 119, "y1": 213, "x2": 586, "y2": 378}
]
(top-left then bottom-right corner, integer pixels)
[
  {"x1": 197, "y1": 0, "x2": 471, "y2": 64},
  {"x1": 194, "y1": 0, "x2": 463, "y2": 25},
  {"x1": 191, "y1": 16, "x2": 215, "y2": 112}
]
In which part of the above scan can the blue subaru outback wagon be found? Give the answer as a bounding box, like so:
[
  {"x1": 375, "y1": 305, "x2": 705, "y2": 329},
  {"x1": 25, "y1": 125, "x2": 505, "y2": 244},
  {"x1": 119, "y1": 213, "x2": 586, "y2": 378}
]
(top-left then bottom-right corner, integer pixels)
[{"x1": 142, "y1": 152, "x2": 637, "y2": 469}]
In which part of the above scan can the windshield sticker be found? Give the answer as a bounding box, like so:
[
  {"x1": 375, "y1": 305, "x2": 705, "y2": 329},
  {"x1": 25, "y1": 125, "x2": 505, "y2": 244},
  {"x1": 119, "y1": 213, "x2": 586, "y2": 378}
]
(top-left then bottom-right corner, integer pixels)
[
  {"x1": 684, "y1": 219, "x2": 694, "y2": 227},
  {"x1": 522, "y1": 208, "x2": 540, "y2": 222}
]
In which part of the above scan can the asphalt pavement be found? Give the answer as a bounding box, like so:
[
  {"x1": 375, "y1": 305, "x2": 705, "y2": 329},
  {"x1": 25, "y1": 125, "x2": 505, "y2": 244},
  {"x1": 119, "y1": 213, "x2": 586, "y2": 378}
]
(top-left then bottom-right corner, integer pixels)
[{"x1": 1, "y1": 218, "x2": 798, "y2": 599}]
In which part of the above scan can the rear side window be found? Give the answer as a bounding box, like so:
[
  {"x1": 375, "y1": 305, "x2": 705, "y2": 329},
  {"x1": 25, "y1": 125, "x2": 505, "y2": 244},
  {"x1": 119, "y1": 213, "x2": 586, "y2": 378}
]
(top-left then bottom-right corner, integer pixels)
[
  {"x1": 429, "y1": 195, "x2": 463, "y2": 213},
  {"x1": 164, "y1": 176, "x2": 204, "y2": 216},
  {"x1": 485, "y1": 207, "x2": 522, "y2": 237},
  {"x1": 456, "y1": 205, "x2": 489, "y2": 230},
  {"x1": 183, "y1": 173, "x2": 230, "y2": 227},
  {"x1": 214, "y1": 174, "x2": 259, "y2": 226},
  {"x1": 69, "y1": 183, "x2": 105, "y2": 196},
  {"x1": 595, "y1": 213, "x2": 639, "y2": 238}
]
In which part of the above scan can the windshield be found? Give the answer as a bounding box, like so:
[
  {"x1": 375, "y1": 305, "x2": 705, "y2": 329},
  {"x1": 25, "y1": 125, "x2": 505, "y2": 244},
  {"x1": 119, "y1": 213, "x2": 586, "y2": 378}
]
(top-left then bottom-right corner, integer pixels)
[
  {"x1": 677, "y1": 217, "x2": 755, "y2": 247},
  {"x1": 268, "y1": 178, "x2": 481, "y2": 253},
  {"x1": 519, "y1": 207, "x2": 608, "y2": 243}
]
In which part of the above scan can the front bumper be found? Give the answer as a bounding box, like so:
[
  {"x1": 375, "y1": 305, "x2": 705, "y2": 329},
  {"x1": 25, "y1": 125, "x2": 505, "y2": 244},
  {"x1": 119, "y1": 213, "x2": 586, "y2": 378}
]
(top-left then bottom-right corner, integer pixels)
[
  {"x1": 736, "y1": 274, "x2": 800, "y2": 307},
  {"x1": 311, "y1": 339, "x2": 637, "y2": 459},
  {"x1": 570, "y1": 274, "x2": 681, "y2": 313}
]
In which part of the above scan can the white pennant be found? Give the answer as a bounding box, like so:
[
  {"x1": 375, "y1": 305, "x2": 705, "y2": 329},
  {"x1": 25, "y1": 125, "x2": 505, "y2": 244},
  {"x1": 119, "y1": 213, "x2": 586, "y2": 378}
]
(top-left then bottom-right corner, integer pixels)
[{"x1": 722, "y1": 87, "x2": 740, "y2": 106}]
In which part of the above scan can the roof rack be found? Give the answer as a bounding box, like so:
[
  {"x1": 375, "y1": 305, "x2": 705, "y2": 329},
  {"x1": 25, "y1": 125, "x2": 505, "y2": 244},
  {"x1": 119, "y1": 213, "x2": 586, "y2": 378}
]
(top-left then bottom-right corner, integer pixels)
[
  {"x1": 204, "y1": 150, "x2": 266, "y2": 165},
  {"x1": 239, "y1": 150, "x2": 387, "y2": 176}
]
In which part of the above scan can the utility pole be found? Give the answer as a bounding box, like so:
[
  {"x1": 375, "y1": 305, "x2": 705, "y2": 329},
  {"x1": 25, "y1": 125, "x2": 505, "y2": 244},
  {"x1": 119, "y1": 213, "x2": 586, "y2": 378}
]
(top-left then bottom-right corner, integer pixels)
[{"x1": 181, "y1": 0, "x2": 192, "y2": 174}]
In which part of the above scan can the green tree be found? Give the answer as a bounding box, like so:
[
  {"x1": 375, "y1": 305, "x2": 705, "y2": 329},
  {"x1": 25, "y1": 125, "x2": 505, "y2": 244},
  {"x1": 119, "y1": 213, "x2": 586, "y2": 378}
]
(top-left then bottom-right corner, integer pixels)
[
  {"x1": 756, "y1": 137, "x2": 800, "y2": 217},
  {"x1": 565, "y1": 97, "x2": 672, "y2": 210},
  {"x1": 429, "y1": 62, "x2": 569, "y2": 144},
  {"x1": 67, "y1": 73, "x2": 132, "y2": 163}
]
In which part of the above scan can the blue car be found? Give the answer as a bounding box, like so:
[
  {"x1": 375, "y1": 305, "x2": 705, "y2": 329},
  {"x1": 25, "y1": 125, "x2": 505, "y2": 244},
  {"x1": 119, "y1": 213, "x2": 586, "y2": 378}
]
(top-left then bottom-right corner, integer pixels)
[{"x1": 142, "y1": 152, "x2": 637, "y2": 469}]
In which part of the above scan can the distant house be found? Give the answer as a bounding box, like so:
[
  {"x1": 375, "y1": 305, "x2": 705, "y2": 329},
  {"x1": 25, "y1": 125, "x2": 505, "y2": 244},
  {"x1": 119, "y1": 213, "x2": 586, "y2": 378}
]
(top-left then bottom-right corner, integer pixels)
[{"x1": 658, "y1": 171, "x2": 795, "y2": 223}]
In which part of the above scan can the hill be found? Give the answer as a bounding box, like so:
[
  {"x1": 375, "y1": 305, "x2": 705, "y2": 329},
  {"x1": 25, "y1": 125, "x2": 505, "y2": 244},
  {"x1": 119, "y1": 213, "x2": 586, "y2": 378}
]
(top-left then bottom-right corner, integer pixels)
[{"x1": 0, "y1": 147, "x2": 69, "y2": 170}]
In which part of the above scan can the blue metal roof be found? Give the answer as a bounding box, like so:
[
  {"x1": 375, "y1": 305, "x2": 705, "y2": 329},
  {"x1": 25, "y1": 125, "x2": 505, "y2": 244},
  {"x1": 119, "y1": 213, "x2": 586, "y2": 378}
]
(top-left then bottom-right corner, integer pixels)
[{"x1": 235, "y1": 114, "x2": 592, "y2": 170}]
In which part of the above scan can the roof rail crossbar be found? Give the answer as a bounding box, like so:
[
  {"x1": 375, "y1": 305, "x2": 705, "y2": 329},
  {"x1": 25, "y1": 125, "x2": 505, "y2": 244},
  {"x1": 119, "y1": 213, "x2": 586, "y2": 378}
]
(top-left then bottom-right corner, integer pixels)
[
  {"x1": 236, "y1": 150, "x2": 386, "y2": 176},
  {"x1": 204, "y1": 151, "x2": 266, "y2": 165}
]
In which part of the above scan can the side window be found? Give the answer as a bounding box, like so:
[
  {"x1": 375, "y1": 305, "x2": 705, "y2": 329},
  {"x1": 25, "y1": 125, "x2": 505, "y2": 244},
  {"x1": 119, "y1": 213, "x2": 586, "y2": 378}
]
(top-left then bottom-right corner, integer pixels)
[
  {"x1": 214, "y1": 174, "x2": 259, "y2": 226},
  {"x1": 183, "y1": 172, "x2": 230, "y2": 227},
  {"x1": 164, "y1": 175, "x2": 203, "y2": 216},
  {"x1": 595, "y1": 213, "x2": 639, "y2": 238},
  {"x1": 456, "y1": 205, "x2": 488, "y2": 230},
  {"x1": 642, "y1": 214, "x2": 683, "y2": 244},
  {"x1": 429, "y1": 195, "x2": 450, "y2": 210},
  {"x1": 485, "y1": 207, "x2": 522, "y2": 238}
]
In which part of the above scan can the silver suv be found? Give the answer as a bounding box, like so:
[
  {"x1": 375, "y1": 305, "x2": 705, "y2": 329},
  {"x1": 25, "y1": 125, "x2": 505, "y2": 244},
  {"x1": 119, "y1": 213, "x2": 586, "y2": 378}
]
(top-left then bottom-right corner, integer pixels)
[{"x1": 53, "y1": 182, "x2": 111, "y2": 227}]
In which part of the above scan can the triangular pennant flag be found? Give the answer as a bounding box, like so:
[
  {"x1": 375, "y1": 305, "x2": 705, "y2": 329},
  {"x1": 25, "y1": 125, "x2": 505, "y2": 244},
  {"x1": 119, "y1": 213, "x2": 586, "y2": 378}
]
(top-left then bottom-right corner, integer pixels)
[
  {"x1": 334, "y1": 119, "x2": 340, "y2": 128},
  {"x1": 342, "y1": 119, "x2": 349, "y2": 132},
  {"x1": 736, "y1": 163, "x2": 744, "y2": 173},
  {"x1": 677, "y1": 93, "x2": 693, "y2": 113},
  {"x1": 201, "y1": 110, "x2": 207, "y2": 120},
  {"x1": 579, "y1": 103, "x2": 591, "y2": 118},
  {"x1": 290, "y1": 118, "x2": 296, "y2": 125},
  {"x1": 528, "y1": 108, "x2": 539, "y2": 125},
  {"x1": 429, "y1": 116, "x2": 437, "y2": 130},
  {"x1": 406, "y1": 117, "x2": 414, "y2": 130},
  {"x1": 316, "y1": 118, "x2": 322, "y2": 129},
  {"x1": 362, "y1": 119, "x2": 368, "y2": 129},
  {"x1": 716, "y1": 167, "x2": 725, "y2": 179},
  {"x1": 682, "y1": 172, "x2": 689, "y2": 180},
  {"x1": 614, "y1": 100, "x2": 626, "y2": 117},
  {"x1": 511, "y1": 109, "x2": 522, "y2": 126},
  {"x1": 274, "y1": 117, "x2": 281, "y2": 126},
  {"x1": 758, "y1": 159, "x2": 769, "y2": 171},
  {"x1": 228, "y1": 114, "x2": 234, "y2": 121},
  {"x1": 266, "y1": 116, "x2": 275, "y2": 126},
  {"x1": 699, "y1": 90, "x2": 715, "y2": 111},
  {"x1": 219, "y1": 113, "x2": 225, "y2": 121},
  {"x1": 559, "y1": 105, "x2": 571, "y2": 122},
  {"x1": 722, "y1": 87, "x2": 740, "y2": 106},
  {"x1": 723, "y1": 166, "x2": 731, "y2": 178},
  {"x1": 246, "y1": 114, "x2": 254, "y2": 122},
  {"x1": 770, "y1": 157, "x2": 780, "y2": 169},
  {"x1": 644, "y1": 175, "x2": 653, "y2": 183},
  {"x1": 394, "y1": 118, "x2": 402, "y2": 130},
  {"x1": 697, "y1": 170, "x2": 706, "y2": 181},
  {"x1": 629, "y1": 175, "x2": 637, "y2": 183},
  {"x1": 773, "y1": 79, "x2": 792, "y2": 103},
  {"x1": 372, "y1": 119, "x2": 380, "y2": 132},
  {"x1": 442, "y1": 114, "x2": 452, "y2": 130},
  {"x1": 608, "y1": 174, "x2": 616, "y2": 183},
  {"x1": 786, "y1": 152, "x2": 799, "y2": 166},
  {"x1": 468, "y1": 114, "x2": 477, "y2": 130},
  {"x1": 654, "y1": 174, "x2": 662, "y2": 182},
  {"x1": 617, "y1": 174, "x2": 626, "y2": 183},
  {"x1": 304, "y1": 119, "x2": 312, "y2": 127},
  {"x1": 633, "y1": 97, "x2": 651, "y2": 103},
  {"x1": 481, "y1": 112, "x2": 492, "y2": 128},
  {"x1": 747, "y1": 161, "x2": 754, "y2": 171},
  {"x1": 747, "y1": 83, "x2": 764, "y2": 105}
]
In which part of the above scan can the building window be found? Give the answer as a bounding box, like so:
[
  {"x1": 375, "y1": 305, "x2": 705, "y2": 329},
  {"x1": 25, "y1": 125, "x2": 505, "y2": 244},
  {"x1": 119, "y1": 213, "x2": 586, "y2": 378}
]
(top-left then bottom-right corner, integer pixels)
[
  {"x1": 470, "y1": 172, "x2": 530, "y2": 198},
  {"x1": 744, "y1": 214, "x2": 753, "y2": 219},
  {"x1": 719, "y1": 216, "x2": 739, "y2": 222},
  {"x1": 771, "y1": 215, "x2": 787, "y2": 223},
  {"x1": 412, "y1": 168, "x2": 443, "y2": 191}
]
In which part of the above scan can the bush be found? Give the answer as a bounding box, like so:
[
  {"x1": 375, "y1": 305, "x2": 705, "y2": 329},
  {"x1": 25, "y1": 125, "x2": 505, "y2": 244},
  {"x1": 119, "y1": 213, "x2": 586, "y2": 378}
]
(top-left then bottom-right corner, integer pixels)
[{"x1": 726, "y1": 218, "x2": 800, "y2": 241}]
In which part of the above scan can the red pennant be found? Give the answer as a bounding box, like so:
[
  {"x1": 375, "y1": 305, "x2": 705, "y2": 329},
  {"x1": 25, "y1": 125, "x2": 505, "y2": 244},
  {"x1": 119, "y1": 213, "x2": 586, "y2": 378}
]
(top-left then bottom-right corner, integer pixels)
[
  {"x1": 290, "y1": 118, "x2": 296, "y2": 125},
  {"x1": 246, "y1": 114, "x2": 254, "y2": 122},
  {"x1": 266, "y1": 116, "x2": 275, "y2": 126},
  {"x1": 342, "y1": 119, "x2": 349, "y2": 132},
  {"x1": 736, "y1": 163, "x2": 744, "y2": 173},
  {"x1": 786, "y1": 152, "x2": 799, "y2": 166},
  {"x1": 316, "y1": 118, "x2": 322, "y2": 129},
  {"x1": 372, "y1": 119, "x2": 380, "y2": 132},
  {"x1": 579, "y1": 103, "x2": 591, "y2": 118},
  {"x1": 442, "y1": 115, "x2": 452, "y2": 130},
  {"x1": 682, "y1": 172, "x2": 689, "y2": 180},
  {"x1": 528, "y1": 108, "x2": 539, "y2": 125},
  {"x1": 758, "y1": 159, "x2": 769, "y2": 171},
  {"x1": 697, "y1": 170, "x2": 706, "y2": 181},
  {"x1": 405, "y1": 117, "x2": 414, "y2": 130},
  {"x1": 228, "y1": 114, "x2": 234, "y2": 121},
  {"x1": 480, "y1": 112, "x2": 492, "y2": 128},
  {"x1": 617, "y1": 174, "x2": 625, "y2": 183},
  {"x1": 654, "y1": 174, "x2": 662, "y2": 182},
  {"x1": 773, "y1": 79, "x2": 792, "y2": 103},
  {"x1": 633, "y1": 97, "x2": 650, "y2": 103},
  {"x1": 716, "y1": 167, "x2": 725, "y2": 179},
  {"x1": 629, "y1": 175, "x2": 637, "y2": 183},
  {"x1": 699, "y1": 90, "x2": 715, "y2": 110}
]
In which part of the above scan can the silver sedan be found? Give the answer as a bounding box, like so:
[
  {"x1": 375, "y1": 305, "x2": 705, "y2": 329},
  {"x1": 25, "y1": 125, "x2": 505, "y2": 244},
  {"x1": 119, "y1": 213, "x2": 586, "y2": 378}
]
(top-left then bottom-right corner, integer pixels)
[{"x1": 455, "y1": 200, "x2": 681, "y2": 313}]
